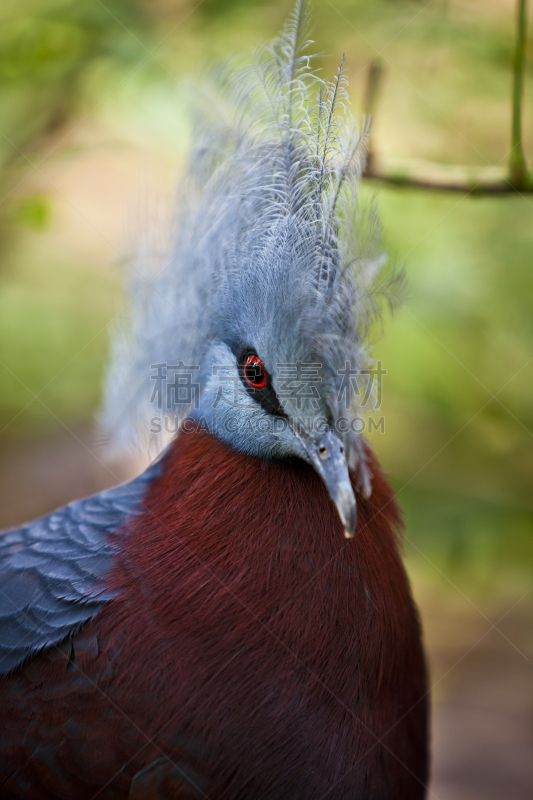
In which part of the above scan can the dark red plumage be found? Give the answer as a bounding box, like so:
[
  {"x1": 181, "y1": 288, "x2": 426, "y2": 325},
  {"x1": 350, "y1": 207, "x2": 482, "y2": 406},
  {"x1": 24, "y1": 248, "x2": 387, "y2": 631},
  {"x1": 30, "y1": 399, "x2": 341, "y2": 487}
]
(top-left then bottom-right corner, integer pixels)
[{"x1": 0, "y1": 429, "x2": 428, "y2": 798}]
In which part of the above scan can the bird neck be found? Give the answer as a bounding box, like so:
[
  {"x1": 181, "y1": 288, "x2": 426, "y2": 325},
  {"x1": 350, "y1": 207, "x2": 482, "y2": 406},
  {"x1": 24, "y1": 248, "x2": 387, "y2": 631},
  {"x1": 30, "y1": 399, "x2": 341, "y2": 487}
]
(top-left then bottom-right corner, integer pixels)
[{"x1": 110, "y1": 428, "x2": 409, "y2": 666}]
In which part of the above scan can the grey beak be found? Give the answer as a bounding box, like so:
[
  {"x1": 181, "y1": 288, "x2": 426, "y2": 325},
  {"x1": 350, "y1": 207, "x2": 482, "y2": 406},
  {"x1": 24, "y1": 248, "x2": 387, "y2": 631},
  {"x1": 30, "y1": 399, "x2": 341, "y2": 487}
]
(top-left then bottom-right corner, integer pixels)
[{"x1": 294, "y1": 428, "x2": 357, "y2": 538}]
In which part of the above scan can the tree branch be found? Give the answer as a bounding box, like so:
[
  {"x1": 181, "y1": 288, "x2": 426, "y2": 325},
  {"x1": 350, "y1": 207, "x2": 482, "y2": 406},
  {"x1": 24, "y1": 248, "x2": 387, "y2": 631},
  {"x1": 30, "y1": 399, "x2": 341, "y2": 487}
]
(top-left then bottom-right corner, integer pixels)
[
  {"x1": 362, "y1": 0, "x2": 531, "y2": 195},
  {"x1": 364, "y1": 170, "x2": 533, "y2": 195},
  {"x1": 509, "y1": 0, "x2": 530, "y2": 188}
]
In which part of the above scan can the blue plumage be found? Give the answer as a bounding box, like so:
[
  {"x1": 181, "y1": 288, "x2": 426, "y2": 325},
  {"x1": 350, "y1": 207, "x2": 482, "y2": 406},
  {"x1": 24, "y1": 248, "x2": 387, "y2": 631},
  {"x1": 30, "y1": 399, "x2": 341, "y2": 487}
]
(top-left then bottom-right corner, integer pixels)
[
  {"x1": 0, "y1": 461, "x2": 160, "y2": 677},
  {"x1": 100, "y1": 1, "x2": 402, "y2": 494}
]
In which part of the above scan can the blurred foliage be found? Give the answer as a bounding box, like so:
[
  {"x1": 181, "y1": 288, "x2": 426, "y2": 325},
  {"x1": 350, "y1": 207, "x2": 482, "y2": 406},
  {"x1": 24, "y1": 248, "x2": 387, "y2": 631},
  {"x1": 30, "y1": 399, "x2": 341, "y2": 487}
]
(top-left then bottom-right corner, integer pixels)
[
  {"x1": 367, "y1": 187, "x2": 533, "y2": 592},
  {"x1": 0, "y1": 0, "x2": 531, "y2": 589},
  {"x1": 0, "y1": 0, "x2": 152, "y2": 167},
  {"x1": 5, "y1": 194, "x2": 52, "y2": 229}
]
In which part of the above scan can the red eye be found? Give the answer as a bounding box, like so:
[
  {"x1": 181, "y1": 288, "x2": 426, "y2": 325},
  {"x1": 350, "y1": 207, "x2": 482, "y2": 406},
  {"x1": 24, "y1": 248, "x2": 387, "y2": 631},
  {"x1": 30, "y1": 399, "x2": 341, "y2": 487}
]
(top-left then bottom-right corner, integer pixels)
[{"x1": 244, "y1": 354, "x2": 267, "y2": 389}]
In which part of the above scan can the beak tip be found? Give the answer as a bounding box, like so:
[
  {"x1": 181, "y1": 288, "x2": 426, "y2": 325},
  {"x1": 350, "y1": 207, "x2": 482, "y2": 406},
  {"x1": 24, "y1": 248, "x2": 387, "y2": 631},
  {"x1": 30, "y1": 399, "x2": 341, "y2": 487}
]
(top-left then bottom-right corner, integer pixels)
[
  {"x1": 343, "y1": 515, "x2": 357, "y2": 539},
  {"x1": 342, "y1": 503, "x2": 357, "y2": 540}
]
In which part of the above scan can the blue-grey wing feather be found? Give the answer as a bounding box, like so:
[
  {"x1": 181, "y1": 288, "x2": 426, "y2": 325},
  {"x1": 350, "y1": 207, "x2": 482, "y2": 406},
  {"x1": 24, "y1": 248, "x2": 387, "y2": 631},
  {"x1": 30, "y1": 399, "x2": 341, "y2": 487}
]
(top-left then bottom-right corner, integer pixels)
[{"x1": 0, "y1": 461, "x2": 160, "y2": 677}]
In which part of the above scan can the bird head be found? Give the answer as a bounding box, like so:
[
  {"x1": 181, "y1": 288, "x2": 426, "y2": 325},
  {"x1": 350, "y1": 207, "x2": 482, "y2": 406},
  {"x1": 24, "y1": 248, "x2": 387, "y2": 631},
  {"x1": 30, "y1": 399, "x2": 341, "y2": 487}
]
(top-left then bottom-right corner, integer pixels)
[{"x1": 101, "y1": 2, "x2": 402, "y2": 538}]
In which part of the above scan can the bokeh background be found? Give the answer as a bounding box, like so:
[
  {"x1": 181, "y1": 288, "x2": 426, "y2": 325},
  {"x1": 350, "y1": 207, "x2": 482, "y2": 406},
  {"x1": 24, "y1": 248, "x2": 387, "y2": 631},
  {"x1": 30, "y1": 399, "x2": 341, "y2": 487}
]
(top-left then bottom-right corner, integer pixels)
[{"x1": 0, "y1": 0, "x2": 532, "y2": 797}]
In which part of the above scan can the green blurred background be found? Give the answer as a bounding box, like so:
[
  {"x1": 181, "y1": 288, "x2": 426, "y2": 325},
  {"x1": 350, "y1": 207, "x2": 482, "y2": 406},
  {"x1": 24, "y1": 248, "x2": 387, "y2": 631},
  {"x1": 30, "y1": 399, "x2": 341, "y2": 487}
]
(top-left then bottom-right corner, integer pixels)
[{"x1": 0, "y1": 1, "x2": 532, "y2": 797}]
